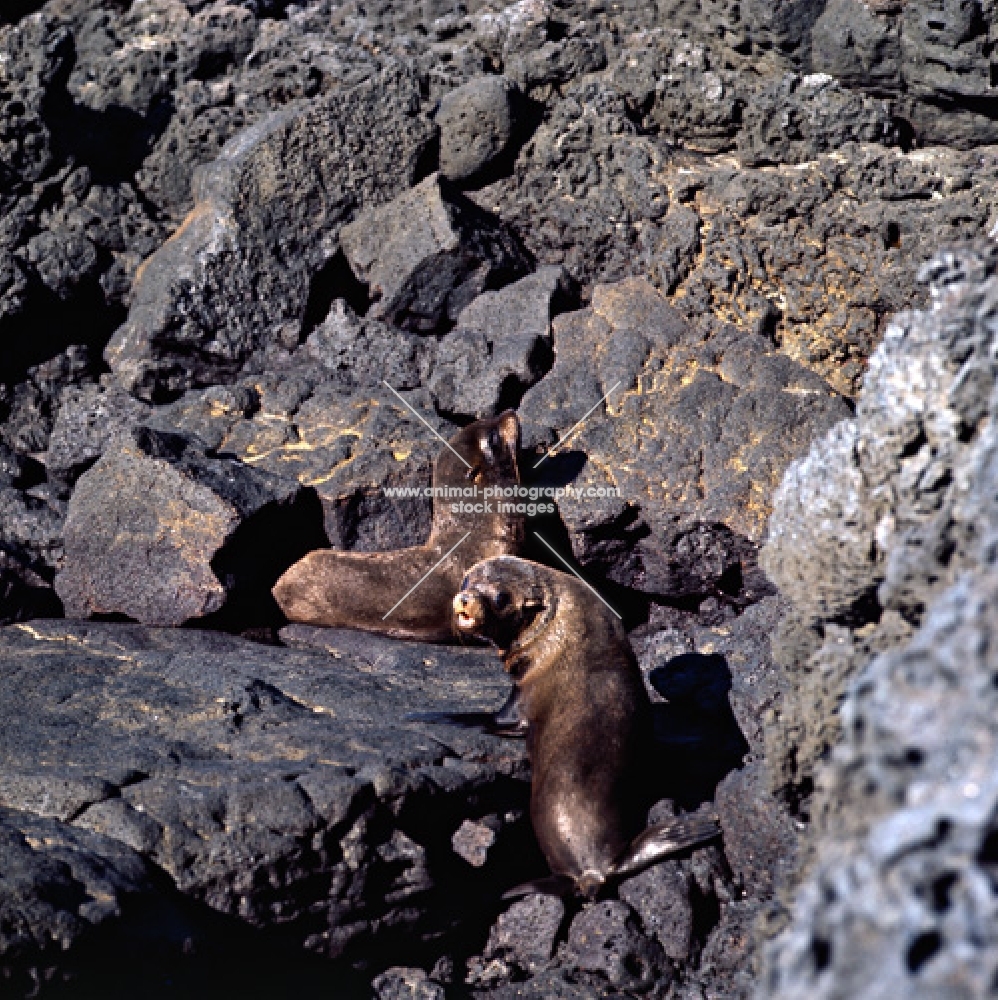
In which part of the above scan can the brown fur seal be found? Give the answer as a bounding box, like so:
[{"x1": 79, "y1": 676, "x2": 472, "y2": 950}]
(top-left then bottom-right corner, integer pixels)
[
  {"x1": 272, "y1": 410, "x2": 524, "y2": 641},
  {"x1": 451, "y1": 555, "x2": 720, "y2": 897}
]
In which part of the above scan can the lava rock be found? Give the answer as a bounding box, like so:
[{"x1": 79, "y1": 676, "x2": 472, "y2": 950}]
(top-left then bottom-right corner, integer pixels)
[
  {"x1": 338, "y1": 173, "x2": 532, "y2": 334},
  {"x1": 0, "y1": 620, "x2": 527, "y2": 987},
  {"x1": 519, "y1": 277, "x2": 849, "y2": 598},
  {"x1": 618, "y1": 862, "x2": 695, "y2": 963},
  {"x1": 429, "y1": 265, "x2": 570, "y2": 418},
  {"x1": 304, "y1": 301, "x2": 435, "y2": 391},
  {"x1": 481, "y1": 895, "x2": 565, "y2": 973},
  {"x1": 437, "y1": 75, "x2": 521, "y2": 183},
  {"x1": 758, "y1": 242, "x2": 998, "y2": 997},
  {"x1": 372, "y1": 967, "x2": 446, "y2": 1000},
  {"x1": 55, "y1": 426, "x2": 326, "y2": 627},
  {"x1": 0, "y1": 805, "x2": 190, "y2": 998},
  {"x1": 105, "y1": 68, "x2": 437, "y2": 401},
  {"x1": 156, "y1": 378, "x2": 450, "y2": 551},
  {"x1": 737, "y1": 73, "x2": 900, "y2": 166},
  {"x1": 562, "y1": 900, "x2": 670, "y2": 992},
  {"x1": 45, "y1": 382, "x2": 152, "y2": 486}
]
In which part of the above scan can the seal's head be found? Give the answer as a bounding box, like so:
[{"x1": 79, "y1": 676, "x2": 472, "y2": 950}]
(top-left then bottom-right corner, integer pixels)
[
  {"x1": 436, "y1": 410, "x2": 520, "y2": 488},
  {"x1": 452, "y1": 556, "x2": 549, "y2": 650}
]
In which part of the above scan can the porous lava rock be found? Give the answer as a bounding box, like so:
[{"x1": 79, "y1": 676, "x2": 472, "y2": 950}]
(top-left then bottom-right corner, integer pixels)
[
  {"x1": 55, "y1": 426, "x2": 326, "y2": 627},
  {"x1": 437, "y1": 74, "x2": 522, "y2": 184},
  {"x1": 520, "y1": 276, "x2": 850, "y2": 600},
  {"x1": 105, "y1": 68, "x2": 436, "y2": 401},
  {"x1": 758, "y1": 242, "x2": 998, "y2": 998}
]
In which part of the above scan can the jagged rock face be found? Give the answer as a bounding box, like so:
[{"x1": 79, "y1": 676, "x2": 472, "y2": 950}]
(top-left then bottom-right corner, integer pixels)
[
  {"x1": 758, "y1": 243, "x2": 998, "y2": 999},
  {"x1": 1, "y1": 0, "x2": 997, "y2": 996},
  {"x1": 55, "y1": 426, "x2": 327, "y2": 627}
]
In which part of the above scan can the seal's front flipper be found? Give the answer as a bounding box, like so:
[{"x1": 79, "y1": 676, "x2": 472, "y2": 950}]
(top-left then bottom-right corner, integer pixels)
[
  {"x1": 611, "y1": 813, "x2": 722, "y2": 878},
  {"x1": 405, "y1": 709, "x2": 522, "y2": 736},
  {"x1": 502, "y1": 873, "x2": 578, "y2": 901},
  {"x1": 405, "y1": 685, "x2": 528, "y2": 738}
]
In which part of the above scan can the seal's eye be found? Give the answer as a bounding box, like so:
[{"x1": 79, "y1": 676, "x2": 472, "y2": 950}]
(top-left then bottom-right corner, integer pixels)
[
  {"x1": 493, "y1": 590, "x2": 511, "y2": 612},
  {"x1": 460, "y1": 575, "x2": 470, "y2": 591}
]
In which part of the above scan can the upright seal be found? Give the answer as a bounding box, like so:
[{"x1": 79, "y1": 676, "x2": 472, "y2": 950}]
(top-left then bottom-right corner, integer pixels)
[
  {"x1": 273, "y1": 410, "x2": 524, "y2": 642},
  {"x1": 451, "y1": 555, "x2": 720, "y2": 897}
]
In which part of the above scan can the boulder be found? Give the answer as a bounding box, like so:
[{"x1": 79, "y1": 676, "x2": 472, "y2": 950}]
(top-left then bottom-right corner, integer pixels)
[
  {"x1": 338, "y1": 173, "x2": 532, "y2": 334},
  {"x1": 105, "y1": 68, "x2": 436, "y2": 401},
  {"x1": 519, "y1": 277, "x2": 850, "y2": 599},
  {"x1": 437, "y1": 75, "x2": 522, "y2": 183},
  {"x1": 429, "y1": 266, "x2": 571, "y2": 418},
  {"x1": 0, "y1": 619, "x2": 527, "y2": 995},
  {"x1": 55, "y1": 427, "x2": 326, "y2": 627}
]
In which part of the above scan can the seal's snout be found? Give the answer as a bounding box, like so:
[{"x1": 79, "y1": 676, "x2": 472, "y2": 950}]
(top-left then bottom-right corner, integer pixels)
[{"x1": 453, "y1": 590, "x2": 484, "y2": 631}]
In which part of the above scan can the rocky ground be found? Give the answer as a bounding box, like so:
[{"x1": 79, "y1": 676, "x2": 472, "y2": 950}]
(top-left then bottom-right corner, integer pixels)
[{"x1": 1, "y1": 0, "x2": 997, "y2": 997}]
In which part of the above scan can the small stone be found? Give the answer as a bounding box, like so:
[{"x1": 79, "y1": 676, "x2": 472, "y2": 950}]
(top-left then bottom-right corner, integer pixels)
[
  {"x1": 438, "y1": 75, "x2": 520, "y2": 183},
  {"x1": 451, "y1": 818, "x2": 497, "y2": 866}
]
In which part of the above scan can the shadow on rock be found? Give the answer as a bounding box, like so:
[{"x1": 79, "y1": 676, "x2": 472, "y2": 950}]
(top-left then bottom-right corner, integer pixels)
[{"x1": 648, "y1": 653, "x2": 750, "y2": 809}]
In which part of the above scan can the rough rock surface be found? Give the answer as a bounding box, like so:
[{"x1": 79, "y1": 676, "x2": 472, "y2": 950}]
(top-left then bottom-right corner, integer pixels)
[
  {"x1": 2, "y1": 0, "x2": 998, "y2": 996},
  {"x1": 0, "y1": 620, "x2": 527, "y2": 993},
  {"x1": 758, "y1": 242, "x2": 998, "y2": 998},
  {"x1": 105, "y1": 68, "x2": 436, "y2": 401},
  {"x1": 520, "y1": 277, "x2": 850, "y2": 602},
  {"x1": 339, "y1": 173, "x2": 532, "y2": 334},
  {"x1": 55, "y1": 426, "x2": 326, "y2": 627}
]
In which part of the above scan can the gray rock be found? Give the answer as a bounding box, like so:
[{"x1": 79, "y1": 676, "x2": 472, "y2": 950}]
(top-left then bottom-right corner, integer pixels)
[
  {"x1": 618, "y1": 862, "x2": 695, "y2": 963},
  {"x1": 758, "y1": 242, "x2": 998, "y2": 997},
  {"x1": 45, "y1": 382, "x2": 152, "y2": 486},
  {"x1": 339, "y1": 173, "x2": 531, "y2": 334},
  {"x1": 437, "y1": 75, "x2": 521, "y2": 183},
  {"x1": 0, "y1": 805, "x2": 183, "y2": 997},
  {"x1": 373, "y1": 967, "x2": 446, "y2": 1000},
  {"x1": 429, "y1": 266, "x2": 569, "y2": 418},
  {"x1": 562, "y1": 900, "x2": 670, "y2": 992},
  {"x1": 0, "y1": 619, "x2": 527, "y2": 985},
  {"x1": 105, "y1": 68, "x2": 436, "y2": 401},
  {"x1": 737, "y1": 73, "x2": 900, "y2": 167},
  {"x1": 519, "y1": 277, "x2": 849, "y2": 599},
  {"x1": 482, "y1": 895, "x2": 565, "y2": 972},
  {"x1": 811, "y1": 0, "x2": 903, "y2": 91},
  {"x1": 55, "y1": 426, "x2": 326, "y2": 627}
]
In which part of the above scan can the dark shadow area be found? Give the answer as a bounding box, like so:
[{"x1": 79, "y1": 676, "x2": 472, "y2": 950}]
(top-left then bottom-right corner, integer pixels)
[
  {"x1": 0, "y1": 0, "x2": 50, "y2": 24},
  {"x1": 392, "y1": 772, "x2": 550, "y2": 975},
  {"x1": 646, "y1": 653, "x2": 750, "y2": 809},
  {"x1": 45, "y1": 34, "x2": 173, "y2": 188},
  {"x1": 36, "y1": 874, "x2": 371, "y2": 1000},
  {"x1": 199, "y1": 487, "x2": 330, "y2": 634},
  {"x1": 299, "y1": 249, "x2": 373, "y2": 341}
]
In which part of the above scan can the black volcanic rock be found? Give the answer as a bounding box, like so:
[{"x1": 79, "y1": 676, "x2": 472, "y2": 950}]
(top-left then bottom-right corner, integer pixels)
[
  {"x1": 55, "y1": 426, "x2": 326, "y2": 627},
  {"x1": 339, "y1": 173, "x2": 532, "y2": 334},
  {"x1": 0, "y1": 620, "x2": 527, "y2": 996},
  {"x1": 104, "y1": 68, "x2": 436, "y2": 401}
]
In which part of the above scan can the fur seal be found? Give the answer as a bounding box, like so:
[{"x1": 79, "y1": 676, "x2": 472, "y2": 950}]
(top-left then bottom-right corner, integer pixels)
[
  {"x1": 272, "y1": 410, "x2": 524, "y2": 642},
  {"x1": 451, "y1": 555, "x2": 721, "y2": 897}
]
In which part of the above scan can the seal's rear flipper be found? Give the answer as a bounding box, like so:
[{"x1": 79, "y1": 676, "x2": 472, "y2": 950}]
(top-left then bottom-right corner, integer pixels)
[
  {"x1": 502, "y1": 873, "x2": 578, "y2": 901},
  {"x1": 611, "y1": 813, "x2": 722, "y2": 878}
]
